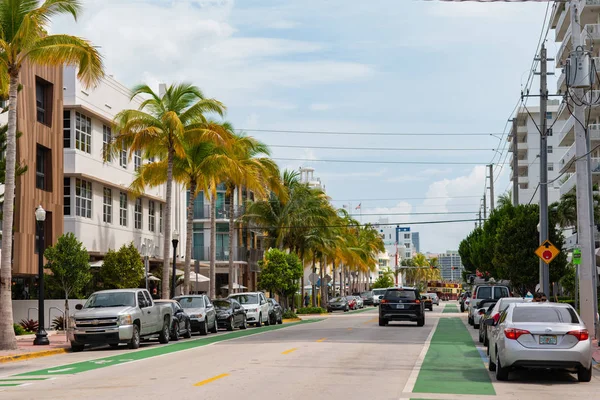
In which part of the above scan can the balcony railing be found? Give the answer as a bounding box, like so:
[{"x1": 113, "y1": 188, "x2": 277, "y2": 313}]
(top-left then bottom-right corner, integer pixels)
[
  {"x1": 559, "y1": 144, "x2": 576, "y2": 173},
  {"x1": 248, "y1": 249, "x2": 265, "y2": 272},
  {"x1": 192, "y1": 246, "x2": 249, "y2": 262},
  {"x1": 192, "y1": 204, "x2": 245, "y2": 220}
]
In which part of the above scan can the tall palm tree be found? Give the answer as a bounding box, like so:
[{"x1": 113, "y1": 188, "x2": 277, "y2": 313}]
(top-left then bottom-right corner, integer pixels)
[
  {"x1": 0, "y1": 0, "x2": 104, "y2": 351},
  {"x1": 110, "y1": 83, "x2": 226, "y2": 299}
]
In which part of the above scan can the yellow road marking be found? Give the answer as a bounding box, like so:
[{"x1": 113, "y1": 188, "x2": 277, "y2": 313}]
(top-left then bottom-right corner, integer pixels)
[
  {"x1": 281, "y1": 348, "x2": 298, "y2": 355},
  {"x1": 347, "y1": 328, "x2": 353, "y2": 331},
  {"x1": 194, "y1": 373, "x2": 229, "y2": 387},
  {"x1": 363, "y1": 317, "x2": 378, "y2": 324},
  {"x1": 316, "y1": 337, "x2": 327, "y2": 342}
]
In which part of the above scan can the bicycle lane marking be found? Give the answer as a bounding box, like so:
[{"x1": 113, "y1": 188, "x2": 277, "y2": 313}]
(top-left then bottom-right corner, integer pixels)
[
  {"x1": 402, "y1": 318, "x2": 439, "y2": 393},
  {"x1": 14, "y1": 319, "x2": 322, "y2": 377}
]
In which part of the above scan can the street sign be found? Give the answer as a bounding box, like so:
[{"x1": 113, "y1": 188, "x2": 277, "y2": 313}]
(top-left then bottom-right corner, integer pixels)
[
  {"x1": 535, "y1": 240, "x2": 560, "y2": 264},
  {"x1": 308, "y1": 273, "x2": 319, "y2": 285},
  {"x1": 324, "y1": 274, "x2": 332, "y2": 284},
  {"x1": 572, "y1": 248, "x2": 582, "y2": 265}
]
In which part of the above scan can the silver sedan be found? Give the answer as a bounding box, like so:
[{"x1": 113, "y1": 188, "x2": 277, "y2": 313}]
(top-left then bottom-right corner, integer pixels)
[{"x1": 486, "y1": 302, "x2": 593, "y2": 382}]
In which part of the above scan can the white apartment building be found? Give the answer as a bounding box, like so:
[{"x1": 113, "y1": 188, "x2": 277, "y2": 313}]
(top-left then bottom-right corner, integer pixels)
[
  {"x1": 378, "y1": 220, "x2": 416, "y2": 267},
  {"x1": 508, "y1": 102, "x2": 566, "y2": 206},
  {"x1": 62, "y1": 66, "x2": 188, "y2": 269},
  {"x1": 299, "y1": 166, "x2": 325, "y2": 191}
]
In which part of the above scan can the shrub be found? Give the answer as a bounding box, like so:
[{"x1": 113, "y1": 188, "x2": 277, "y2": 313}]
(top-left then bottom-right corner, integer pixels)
[
  {"x1": 282, "y1": 310, "x2": 298, "y2": 319},
  {"x1": 296, "y1": 307, "x2": 327, "y2": 315},
  {"x1": 19, "y1": 319, "x2": 38, "y2": 332},
  {"x1": 13, "y1": 323, "x2": 28, "y2": 336},
  {"x1": 52, "y1": 316, "x2": 65, "y2": 331},
  {"x1": 558, "y1": 299, "x2": 575, "y2": 307}
]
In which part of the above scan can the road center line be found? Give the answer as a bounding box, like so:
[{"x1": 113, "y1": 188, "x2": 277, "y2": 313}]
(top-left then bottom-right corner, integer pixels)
[
  {"x1": 316, "y1": 338, "x2": 327, "y2": 342},
  {"x1": 194, "y1": 373, "x2": 229, "y2": 387},
  {"x1": 402, "y1": 317, "x2": 439, "y2": 394},
  {"x1": 281, "y1": 348, "x2": 298, "y2": 355}
]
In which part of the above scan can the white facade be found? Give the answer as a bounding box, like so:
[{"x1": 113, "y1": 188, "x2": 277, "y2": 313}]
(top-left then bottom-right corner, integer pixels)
[
  {"x1": 299, "y1": 166, "x2": 325, "y2": 191},
  {"x1": 62, "y1": 66, "x2": 187, "y2": 262},
  {"x1": 377, "y1": 220, "x2": 415, "y2": 272},
  {"x1": 508, "y1": 102, "x2": 566, "y2": 206},
  {"x1": 437, "y1": 251, "x2": 464, "y2": 281}
]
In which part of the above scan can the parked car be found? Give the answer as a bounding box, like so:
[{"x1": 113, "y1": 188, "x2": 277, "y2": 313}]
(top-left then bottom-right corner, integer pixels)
[
  {"x1": 355, "y1": 296, "x2": 364, "y2": 309},
  {"x1": 228, "y1": 292, "x2": 270, "y2": 327},
  {"x1": 379, "y1": 287, "x2": 425, "y2": 327},
  {"x1": 372, "y1": 288, "x2": 387, "y2": 306},
  {"x1": 154, "y1": 300, "x2": 192, "y2": 341},
  {"x1": 421, "y1": 294, "x2": 434, "y2": 311},
  {"x1": 328, "y1": 297, "x2": 349, "y2": 312},
  {"x1": 486, "y1": 302, "x2": 593, "y2": 382},
  {"x1": 468, "y1": 284, "x2": 510, "y2": 328},
  {"x1": 482, "y1": 297, "x2": 526, "y2": 348},
  {"x1": 267, "y1": 298, "x2": 283, "y2": 325},
  {"x1": 459, "y1": 291, "x2": 471, "y2": 312},
  {"x1": 475, "y1": 299, "x2": 498, "y2": 344},
  {"x1": 360, "y1": 291, "x2": 374, "y2": 306},
  {"x1": 345, "y1": 296, "x2": 358, "y2": 310},
  {"x1": 68, "y1": 289, "x2": 172, "y2": 352},
  {"x1": 213, "y1": 298, "x2": 247, "y2": 331},
  {"x1": 426, "y1": 293, "x2": 440, "y2": 306},
  {"x1": 173, "y1": 295, "x2": 218, "y2": 335}
]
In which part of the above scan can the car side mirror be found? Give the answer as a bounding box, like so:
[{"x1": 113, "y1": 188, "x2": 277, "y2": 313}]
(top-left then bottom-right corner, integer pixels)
[
  {"x1": 75, "y1": 304, "x2": 83, "y2": 310},
  {"x1": 478, "y1": 308, "x2": 486, "y2": 315},
  {"x1": 484, "y1": 318, "x2": 495, "y2": 326},
  {"x1": 260, "y1": 300, "x2": 266, "y2": 305}
]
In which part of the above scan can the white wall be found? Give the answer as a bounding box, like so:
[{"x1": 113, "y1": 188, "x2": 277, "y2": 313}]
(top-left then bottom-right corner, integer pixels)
[{"x1": 12, "y1": 299, "x2": 84, "y2": 328}]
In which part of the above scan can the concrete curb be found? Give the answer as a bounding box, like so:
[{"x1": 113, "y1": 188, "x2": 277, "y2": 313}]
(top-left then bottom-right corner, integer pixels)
[
  {"x1": 282, "y1": 318, "x2": 302, "y2": 323},
  {"x1": 0, "y1": 348, "x2": 69, "y2": 364}
]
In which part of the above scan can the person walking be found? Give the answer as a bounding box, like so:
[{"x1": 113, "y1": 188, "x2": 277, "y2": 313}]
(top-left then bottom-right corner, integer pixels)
[{"x1": 304, "y1": 292, "x2": 310, "y2": 307}]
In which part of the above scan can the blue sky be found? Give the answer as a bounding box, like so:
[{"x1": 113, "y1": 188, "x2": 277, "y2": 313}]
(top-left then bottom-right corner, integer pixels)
[{"x1": 53, "y1": 0, "x2": 555, "y2": 253}]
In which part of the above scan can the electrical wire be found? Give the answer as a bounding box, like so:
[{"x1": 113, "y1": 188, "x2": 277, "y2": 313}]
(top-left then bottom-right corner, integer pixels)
[
  {"x1": 236, "y1": 129, "x2": 504, "y2": 137},
  {"x1": 272, "y1": 158, "x2": 507, "y2": 165},
  {"x1": 242, "y1": 218, "x2": 482, "y2": 230},
  {"x1": 269, "y1": 145, "x2": 499, "y2": 152},
  {"x1": 331, "y1": 195, "x2": 481, "y2": 201},
  {"x1": 347, "y1": 211, "x2": 476, "y2": 216}
]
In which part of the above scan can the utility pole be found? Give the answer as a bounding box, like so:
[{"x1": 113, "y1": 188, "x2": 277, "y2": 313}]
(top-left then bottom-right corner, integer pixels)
[
  {"x1": 489, "y1": 164, "x2": 495, "y2": 212},
  {"x1": 537, "y1": 43, "x2": 550, "y2": 297},
  {"x1": 568, "y1": 0, "x2": 598, "y2": 339},
  {"x1": 478, "y1": 210, "x2": 482, "y2": 228},
  {"x1": 483, "y1": 192, "x2": 487, "y2": 220},
  {"x1": 511, "y1": 118, "x2": 519, "y2": 206}
]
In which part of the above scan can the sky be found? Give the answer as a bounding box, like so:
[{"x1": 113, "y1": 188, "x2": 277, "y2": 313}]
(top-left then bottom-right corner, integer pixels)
[{"x1": 52, "y1": 0, "x2": 556, "y2": 254}]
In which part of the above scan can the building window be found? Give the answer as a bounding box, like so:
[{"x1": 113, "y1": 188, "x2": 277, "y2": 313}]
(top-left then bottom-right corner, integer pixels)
[
  {"x1": 149, "y1": 201, "x2": 155, "y2": 232},
  {"x1": 63, "y1": 110, "x2": 71, "y2": 148},
  {"x1": 405, "y1": 243, "x2": 410, "y2": 249},
  {"x1": 405, "y1": 252, "x2": 411, "y2": 258},
  {"x1": 120, "y1": 145, "x2": 127, "y2": 169},
  {"x1": 103, "y1": 188, "x2": 112, "y2": 224},
  {"x1": 548, "y1": 163, "x2": 554, "y2": 172},
  {"x1": 103, "y1": 125, "x2": 112, "y2": 161},
  {"x1": 75, "y1": 178, "x2": 92, "y2": 218},
  {"x1": 134, "y1": 150, "x2": 141, "y2": 171},
  {"x1": 134, "y1": 198, "x2": 142, "y2": 230},
  {"x1": 36, "y1": 145, "x2": 51, "y2": 191},
  {"x1": 546, "y1": 111, "x2": 552, "y2": 120},
  {"x1": 64, "y1": 177, "x2": 71, "y2": 216},
  {"x1": 120, "y1": 192, "x2": 128, "y2": 226},
  {"x1": 36, "y1": 78, "x2": 52, "y2": 125},
  {"x1": 404, "y1": 233, "x2": 410, "y2": 239},
  {"x1": 75, "y1": 112, "x2": 91, "y2": 153},
  {"x1": 548, "y1": 145, "x2": 553, "y2": 154},
  {"x1": 159, "y1": 203, "x2": 163, "y2": 233}
]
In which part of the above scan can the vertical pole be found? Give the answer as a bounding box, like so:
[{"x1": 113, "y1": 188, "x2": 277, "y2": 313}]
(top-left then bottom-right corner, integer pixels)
[
  {"x1": 478, "y1": 211, "x2": 482, "y2": 228},
  {"x1": 483, "y1": 192, "x2": 487, "y2": 220},
  {"x1": 171, "y1": 240, "x2": 178, "y2": 298},
  {"x1": 570, "y1": 0, "x2": 597, "y2": 338},
  {"x1": 539, "y1": 44, "x2": 550, "y2": 297},
  {"x1": 33, "y1": 220, "x2": 49, "y2": 345},
  {"x1": 144, "y1": 255, "x2": 149, "y2": 291},
  {"x1": 489, "y1": 164, "x2": 495, "y2": 212},
  {"x1": 512, "y1": 119, "x2": 519, "y2": 205}
]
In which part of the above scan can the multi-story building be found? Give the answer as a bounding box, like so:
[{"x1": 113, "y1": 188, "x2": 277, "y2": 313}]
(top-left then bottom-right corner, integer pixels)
[
  {"x1": 508, "y1": 101, "x2": 566, "y2": 206},
  {"x1": 299, "y1": 166, "x2": 325, "y2": 191},
  {"x1": 412, "y1": 232, "x2": 420, "y2": 253},
  {"x1": 437, "y1": 251, "x2": 464, "y2": 282}
]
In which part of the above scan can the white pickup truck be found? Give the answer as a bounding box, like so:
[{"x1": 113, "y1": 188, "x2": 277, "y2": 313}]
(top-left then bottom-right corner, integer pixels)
[{"x1": 68, "y1": 289, "x2": 172, "y2": 352}]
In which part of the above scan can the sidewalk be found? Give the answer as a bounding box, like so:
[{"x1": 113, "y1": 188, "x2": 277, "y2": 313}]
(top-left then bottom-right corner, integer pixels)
[
  {"x1": 0, "y1": 331, "x2": 70, "y2": 363},
  {"x1": 593, "y1": 339, "x2": 600, "y2": 366}
]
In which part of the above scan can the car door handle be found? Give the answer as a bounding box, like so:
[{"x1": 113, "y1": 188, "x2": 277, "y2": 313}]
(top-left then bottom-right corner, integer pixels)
[{"x1": 147, "y1": 311, "x2": 151, "y2": 314}]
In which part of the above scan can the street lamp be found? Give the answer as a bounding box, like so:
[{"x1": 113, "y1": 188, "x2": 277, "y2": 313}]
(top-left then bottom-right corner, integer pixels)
[
  {"x1": 370, "y1": 275, "x2": 372, "y2": 289},
  {"x1": 339, "y1": 271, "x2": 342, "y2": 296},
  {"x1": 33, "y1": 205, "x2": 49, "y2": 345},
  {"x1": 171, "y1": 229, "x2": 179, "y2": 298}
]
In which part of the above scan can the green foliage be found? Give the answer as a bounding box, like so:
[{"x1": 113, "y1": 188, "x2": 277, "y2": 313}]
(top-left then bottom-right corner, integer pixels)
[
  {"x1": 44, "y1": 233, "x2": 91, "y2": 300},
  {"x1": 296, "y1": 307, "x2": 327, "y2": 314},
  {"x1": 372, "y1": 269, "x2": 394, "y2": 289},
  {"x1": 282, "y1": 310, "x2": 298, "y2": 319},
  {"x1": 560, "y1": 265, "x2": 576, "y2": 298},
  {"x1": 13, "y1": 323, "x2": 29, "y2": 335},
  {"x1": 19, "y1": 319, "x2": 38, "y2": 332},
  {"x1": 99, "y1": 243, "x2": 144, "y2": 289},
  {"x1": 257, "y1": 249, "x2": 303, "y2": 303}
]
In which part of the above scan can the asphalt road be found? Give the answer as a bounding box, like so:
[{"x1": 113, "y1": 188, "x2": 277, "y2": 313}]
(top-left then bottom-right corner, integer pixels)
[{"x1": 1, "y1": 303, "x2": 599, "y2": 400}]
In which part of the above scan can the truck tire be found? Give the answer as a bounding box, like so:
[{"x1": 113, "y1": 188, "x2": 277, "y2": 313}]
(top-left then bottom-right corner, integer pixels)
[
  {"x1": 158, "y1": 317, "x2": 170, "y2": 344},
  {"x1": 128, "y1": 324, "x2": 140, "y2": 349},
  {"x1": 71, "y1": 342, "x2": 85, "y2": 352}
]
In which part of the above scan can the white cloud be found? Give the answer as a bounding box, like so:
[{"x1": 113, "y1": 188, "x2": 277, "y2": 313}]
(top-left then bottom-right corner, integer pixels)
[{"x1": 421, "y1": 167, "x2": 452, "y2": 176}]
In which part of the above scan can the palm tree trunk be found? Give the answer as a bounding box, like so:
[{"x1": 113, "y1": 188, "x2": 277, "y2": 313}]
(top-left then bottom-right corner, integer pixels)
[
  {"x1": 332, "y1": 261, "x2": 336, "y2": 298},
  {"x1": 161, "y1": 149, "x2": 174, "y2": 299},
  {"x1": 228, "y1": 186, "x2": 235, "y2": 293},
  {"x1": 319, "y1": 257, "x2": 324, "y2": 308},
  {"x1": 184, "y1": 181, "x2": 196, "y2": 295},
  {"x1": 311, "y1": 254, "x2": 316, "y2": 307},
  {"x1": 0, "y1": 74, "x2": 20, "y2": 350},
  {"x1": 210, "y1": 190, "x2": 217, "y2": 299}
]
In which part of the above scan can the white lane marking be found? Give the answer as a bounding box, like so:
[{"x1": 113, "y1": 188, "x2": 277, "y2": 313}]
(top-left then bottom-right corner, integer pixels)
[
  {"x1": 402, "y1": 318, "x2": 440, "y2": 394},
  {"x1": 47, "y1": 368, "x2": 74, "y2": 373}
]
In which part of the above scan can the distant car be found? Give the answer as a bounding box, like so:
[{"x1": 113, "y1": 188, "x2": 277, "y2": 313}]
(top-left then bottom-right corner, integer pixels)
[
  {"x1": 372, "y1": 288, "x2": 387, "y2": 306},
  {"x1": 421, "y1": 294, "x2": 433, "y2": 311},
  {"x1": 379, "y1": 287, "x2": 425, "y2": 327},
  {"x1": 328, "y1": 296, "x2": 350, "y2": 312},
  {"x1": 267, "y1": 298, "x2": 283, "y2": 325},
  {"x1": 155, "y1": 300, "x2": 192, "y2": 341},
  {"x1": 212, "y1": 298, "x2": 247, "y2": 331},
  {"x1": 469, "y1": 285, "x2": 510, "y2": 328},
  {"x1": 474, "y1": 299, "x2": 498, "y2": 344},
  {"x1": 426, "y1": 293, "x2": 440, "y2": 306},
  {"x1": 360, "y1": 291, "x2": 374, "y2": 306},
  {"x1": 228, "y1": 292, "x2": 270, "y2": 327},
  {"x1": 345, "y1": 296, "x2": 358, "y2": 310},
  {"x1": 354, "y1": 296, "x2": 364, "y2": 309},
  {"x1": 173, "y1": 295, "x2": 218, "y2": 335},
  {"x1": 487, "y1": 302, "x2": 593, "y2": 382},
  {"x1": 459, "y1": 291, "x2": 471, "y2": 312}
]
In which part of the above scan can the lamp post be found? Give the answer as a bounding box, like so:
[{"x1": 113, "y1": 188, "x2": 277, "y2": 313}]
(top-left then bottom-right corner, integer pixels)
[
  {"x1": 370, "y1": 275, "x2": 372, "y2": 290},
  {"x1": 33, "y1": 205, "x2": 49, "y2": 345},
  {"x1": 171, "y1": 230, "x2": 179, "y2": 298}
]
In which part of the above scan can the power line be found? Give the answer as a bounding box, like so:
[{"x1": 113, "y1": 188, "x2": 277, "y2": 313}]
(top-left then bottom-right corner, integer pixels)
[
  {"x1": 269, "y1": 145, "x2": 499, "y2": 152},
  {"x1": 238, "y1": 129, "x2": 504, "y2": 137},
  {"x1": 348, "y1": 211, "x2": 476, "y2": 216},
  {"x1": 273, "y1": 158, "x2": 508, "y2": 165},
  {"x1": 244, "y1": 218, "x2": 481, "y2": 229},
  {"x1": 331, "y1": 196, "x2": 481, "y2": 201}
]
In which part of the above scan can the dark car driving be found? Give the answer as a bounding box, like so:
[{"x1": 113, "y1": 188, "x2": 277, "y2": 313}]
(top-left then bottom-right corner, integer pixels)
[
  {"x1": 328, "y1": 296, "x2": 349, "y2": 312},
  {"x1": 154, "y1": 300, "x2": 192, "y2": 341},
  {"x1": 379, "y1": 287, "x2": 425, "y2": 327},
  {"x1": 267, "y1": 298, "x2": 283, "y2": 325},
  {"x1": 212, "y1": 298, "x2": 247, "y2": 331}
]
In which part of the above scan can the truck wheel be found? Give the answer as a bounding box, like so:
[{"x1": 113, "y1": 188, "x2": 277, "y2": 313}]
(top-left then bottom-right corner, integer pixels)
[
  {"x1": 71, "y1": 342, "x2": 85, "y2": 352},
  {"x1": 158, "y1": 317, "x2": 170, "y2": 344},
  {"x1": 171, "y1": 322, "x2": 180, "y2": 341},
  {"x1": 128, "y1": 324, "x2": 140, "y2": 349},
  {"x1": 183, "y1": 321, "x2": 192, "y2": 339},
  {"x1": 256, "y1": 313, "x2": 263, "y2": 327}
]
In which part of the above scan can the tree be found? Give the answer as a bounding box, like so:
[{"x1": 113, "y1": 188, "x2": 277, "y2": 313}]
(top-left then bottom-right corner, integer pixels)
[
  {"x1": 99, "y1": 243, "x2": 144, "y2": 289},
  {"x1": 43, "y1": 233, "x2": 91, "y2": 328},
  {"x1": 283, "y1": 252, "x2": 304, "y2": 309},
  {"x1": 373, "y1": 268, "x2": 394, "y2": 288},
  {"x1": 560, "y1": 264, "x2": 576, "y2": 298},
  {"x1": 110, "y1": 83, "x2": 227, "y2": 299},
  {"x1": 257, "y1": 248, "x2": 290, "y2": 298},
  {"x1": 0, "y1": 0, "x2": 104, "y2": 351}
]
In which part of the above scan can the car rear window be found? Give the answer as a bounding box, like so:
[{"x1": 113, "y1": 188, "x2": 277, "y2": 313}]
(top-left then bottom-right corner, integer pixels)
[
  {"x1": 512, "y1": 306, "x2": 579, "y2": 324},
  {"x1": 384, "y1": 290, "x2": 417, "y2": 300},
  {"x1": 494, "y1": 287, "x2": 509, "y2": 298},
  {"x1": 476, "y1": 287, "x2": 492, "y2": 299}
]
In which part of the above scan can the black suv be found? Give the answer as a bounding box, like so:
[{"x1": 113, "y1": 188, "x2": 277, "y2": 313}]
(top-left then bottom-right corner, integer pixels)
[{"x1": 379, "y1": 287, "x2": 425, "y2": 327}]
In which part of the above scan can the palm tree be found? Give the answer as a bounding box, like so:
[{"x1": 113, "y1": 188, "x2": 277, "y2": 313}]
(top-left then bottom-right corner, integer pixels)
[
  {"x1": 110, "y1": 83, "x2": 226, "y2": 299},
  {"x1": 0, "y1": 0, "x2": 104, "y2": 351},
  {"x1": 497, "y1": 191, "x2": 512, "y2": 208}
]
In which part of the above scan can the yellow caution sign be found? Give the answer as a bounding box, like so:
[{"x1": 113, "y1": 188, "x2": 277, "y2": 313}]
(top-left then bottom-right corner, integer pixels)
[{"x1": 535, "y1": 240, "x2": 560, "y2": 264}]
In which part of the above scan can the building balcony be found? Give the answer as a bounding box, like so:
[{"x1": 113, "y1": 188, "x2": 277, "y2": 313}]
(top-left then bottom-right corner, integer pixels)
[
  {"x1": 192, "y1": 204, "x2": 245, "y2": 221},
  {"x1": 585, "y1": 23, "x2": 600, "y2": 45},
  {"x1": 580, "y1": 0, "x2": 600, "y2": 27},
  {"x1": 555, "y1": 7, "x2": 570, "y2": 42},
  {"x1": 550, "y1": 2, "x2": 565, "y2": 28},
  {"x1": 560, "y1": 173, "x2": 576, "y2": 197},
  {"x1": 559, "y1": 144, "x2": 577, "y2": 173},
  {"x1": 192, "y1": 246, "x2": 251, "y2": 263},
  {"x1": 557, "y1": 25, "x2": 572, "y2": 67},
  {"x1": 558, "y1": 115, "x2": 575, "y2": 147},
  {"x1": 557, "y1": 69, "x2": 566, "y2": 94}
]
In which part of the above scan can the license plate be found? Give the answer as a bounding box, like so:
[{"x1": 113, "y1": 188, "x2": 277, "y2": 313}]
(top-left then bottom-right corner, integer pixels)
[
  {"x1": 539, "y1": 335, "x2": 557, "y2": 345},
  {"x1": 395, "y1": 304, "x2": 405, "y2": 309}
]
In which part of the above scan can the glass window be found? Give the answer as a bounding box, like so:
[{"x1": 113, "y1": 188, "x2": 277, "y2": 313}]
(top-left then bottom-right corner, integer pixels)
[
  {"x1": 75, "y1": 112, "x2": 91, "y2": 153},
  {"x1": 404, "y1": 233, "x2": 410, "y2": 239},
  {"x1": 405, "y1": 252, "x2": 411, "y2": 258},
  {"x1": 405, "y1": 243, "x2": 410, "y2": 249},
  {"x1": 84, "y1": 292, "x2": 136, "y2": 308},
  {"x1": 75, "y1": 178, "x2": 92, "y2": 218},
  {"x1": 176, "y1": 296, "x2": 205, "y2": 308},
  {"x1": 512, "y1": 306, "x2": 579, "y2": 324},
  {"x1": 134, "y1": 198, "x2": 142, "y2": 229},
  {"x1": 36, "y1": 145, "x2": 50, "y2": 191},
  {"x1": 476, "y1": 286, "x2": 492, "y2": 299},
  {"x1": 103, "y1": 188, "x2": 112, "y2": 224},
  {"x1": 63, "y1": 110, "x2": 71, "y2": 148},
  {"x1": 134, "y1": 150, "x2": 141, "y2": 171},
  {"x1": 103, "y1": 125, "x2": 112, "y2": 162},
  {"x1": 548, "y1": 145, "x2": 553, "y2": 154},
  {"x1": 36, "y1": 80, "x2": 51, "y2": 125},
  {"x1": 229, "y1": 294, "x2": 258, "y2": 304},
  {"x1": 120, "y1": 192, "x2": 128, "y2": 226},
  {"x1": 149, "y1": 201, "x2": 155, "y2": 232},
  {"x1": 493, "y1": 287, "x2": 509, "y2": 298},
  {"x1": 213, "y1": 300, "x2": 231, "y2": 310},
  {"x1": 64, "y1": 177, "x2": 71, "y2": 216},
  {"x1": 120, "y1": 145, "x2": 127, "y2": 168},
  {"x1": 383, "y1": 289, "x2": 417, "y2": 301},
  {"x1": 548, "y1": 163, "x2": 554, "y2": 172},
  {"x1": 159, "y1": 204, "x2": 163, "y2": 233},
  {"x1": 137, "y1": 292, "x2": 146, "y2": 307}
]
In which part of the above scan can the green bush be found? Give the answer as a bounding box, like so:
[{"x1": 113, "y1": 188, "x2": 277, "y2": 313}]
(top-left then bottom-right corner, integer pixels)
[
  {"x1": 19, "y1": 319, "x2": 38, "y2": 332},
  {"x1": 558, "y1": 299, "x2": 575, "y2": 307},
  {"x1": 296, "y1": 307, "x2": 327, "y2": 315},
  {"x1": 13, "y1": 323, "x2": 28, "y2": 336},
  {"x1": 52, "y1": 316, "x2": 65, "y2": 331},
  {"x1": 282, "y1": 310, "x2": 298, "y2": 319}
]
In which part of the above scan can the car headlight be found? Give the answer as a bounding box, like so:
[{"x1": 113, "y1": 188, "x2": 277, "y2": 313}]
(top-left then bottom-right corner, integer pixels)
[
  {"x1": 118, "y1": 315, "x2": 132, "y2": 326},
  {"x1": 189, "y1": 314, "x2": 202, "y2": 319},
  {"x1": 250, "y1": 308, "x2": 258, "y2": 313}
]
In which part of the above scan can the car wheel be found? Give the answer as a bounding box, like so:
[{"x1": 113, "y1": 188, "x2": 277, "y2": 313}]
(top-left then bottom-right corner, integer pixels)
[
  {"x1": 210, "y1": 317, "x2": 218, "y2": 334},
  {"x1": 478, "y1": 331, "x2": 483, "y2": 343},
  {"x1": 264, "y1": 313, "x2": 271, "y2": 326},
  {"x1": 484, "y1": 336, "x2": 489, "y2": 347},
  {"x1": 417, "y1": 317, "x2": 425, "y2": 327},
  {"x1": 468, "y1": 316, "x2": 473, "y2": 325},
  {"x1": 488, "y1": 349, "x2": 496, "y2": 371},
  {"x1": 171, "y1": 322, "x2": 180, "y2": 341},
  {"x1": 379, "y1": 317, "x2": 388, "y2": 326},
  {"x1": 227, "y1": 317, "x2": 235, "y2": 331},
  {"x1": 256, "y1": 313, "x2": 263, "y2": 327},
  {"x1": 158, "y1": 317, "x2": 170, "y2": 344},
  {"x1": 278, "y1": 316, "x2": 283, "y2": 324},
  {"x1": 183, "y1": 320, "x2": 192, "y2": 339},
  {"x1": 327, "y1": 309, "x2": 332, "y2": 313},
  {"x1": 578, "y1": 364, "x2": 593, "y2": 382},
  {"x1": 495, "y1": 352, "x2": 509, "y2": 381},
  {"x1": 199, "y1": 320, "x2": 208, "y2": 336},
  {"x1": 344, "y1": 307, "x2": 349, "y2": 312},
  {"x1": 71, "y1": 342, "x2": 85, "y2": 352},
  {"x1": 128, "y1": 324, "x2": 141, "y2": 349},
  {"x1": 240, "y1": 316, "x2": 248, "y2": 330},
  {"x1": 474, "y1": 323, "x2": 480, "y2": 330}
]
